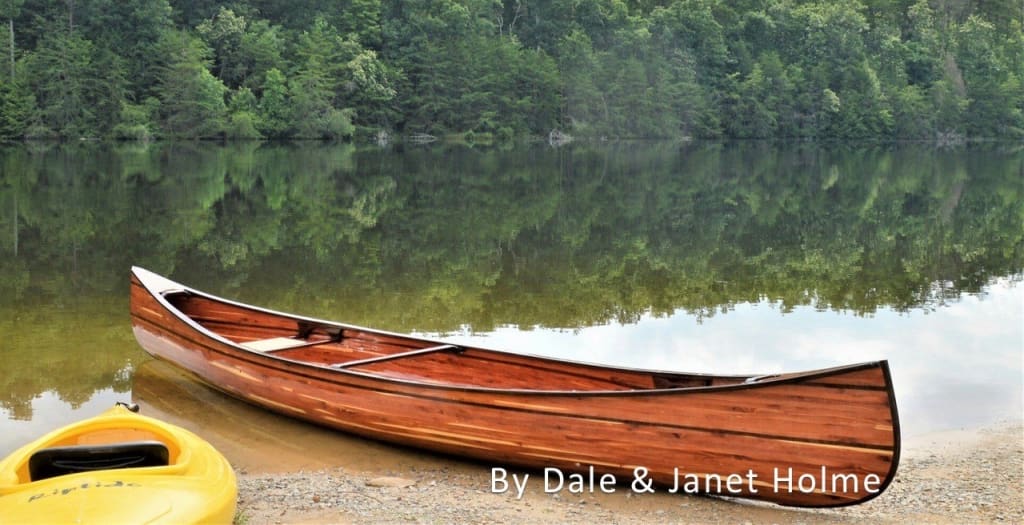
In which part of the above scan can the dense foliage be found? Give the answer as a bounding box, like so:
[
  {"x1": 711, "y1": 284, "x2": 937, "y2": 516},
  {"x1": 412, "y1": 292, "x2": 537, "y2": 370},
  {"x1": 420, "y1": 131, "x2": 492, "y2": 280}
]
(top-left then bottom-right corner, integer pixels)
[{"x1": 0, "y1": 0, "x2": 1021, "y2": 140}]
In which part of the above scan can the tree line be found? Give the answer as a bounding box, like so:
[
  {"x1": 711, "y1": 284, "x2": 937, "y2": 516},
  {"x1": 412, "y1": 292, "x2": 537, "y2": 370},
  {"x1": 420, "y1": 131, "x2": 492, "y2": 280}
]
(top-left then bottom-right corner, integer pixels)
[{"x1": 0, "y1": 0, "x2": 1021, "y2": 142}]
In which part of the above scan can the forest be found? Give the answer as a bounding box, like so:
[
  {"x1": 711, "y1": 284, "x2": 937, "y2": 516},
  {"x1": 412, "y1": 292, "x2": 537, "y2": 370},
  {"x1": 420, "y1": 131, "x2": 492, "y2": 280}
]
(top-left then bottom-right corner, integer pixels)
[{"x1": 0, "y1": 0, "x2": 1021, "y2": 141}]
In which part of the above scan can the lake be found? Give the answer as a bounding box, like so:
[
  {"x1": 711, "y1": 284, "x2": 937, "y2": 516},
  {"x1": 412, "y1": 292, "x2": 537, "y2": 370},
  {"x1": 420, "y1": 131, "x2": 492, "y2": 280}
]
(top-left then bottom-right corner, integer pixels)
[{"x1": 0, "y1": 140, "x2": 1020, "y2": 467}]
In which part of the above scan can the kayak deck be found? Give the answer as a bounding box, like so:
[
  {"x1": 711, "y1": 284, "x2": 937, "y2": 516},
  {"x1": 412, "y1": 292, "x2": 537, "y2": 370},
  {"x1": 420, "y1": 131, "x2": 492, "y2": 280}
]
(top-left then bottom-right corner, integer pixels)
[{"x1": 0, "y1": 405, "x2": 236, "y2": 524}]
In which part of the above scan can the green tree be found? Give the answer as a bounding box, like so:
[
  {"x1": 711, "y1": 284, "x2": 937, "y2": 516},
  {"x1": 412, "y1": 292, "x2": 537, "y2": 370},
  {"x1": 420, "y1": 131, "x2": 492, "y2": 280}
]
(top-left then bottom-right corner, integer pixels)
[
  {"x1": 903, "y1": 0, "x2": 942, "y2": 87},
  {"x1": 111, "y1": 97, "x2": 158, "y2": 140},
  {"x1": 731, "y1": 64, "x2": 779, "y2": 138},
  {"x1": 257, "y1": 67, "x2": 290, "y2": 138},
  {"x1": 154, "y1": 31, "x2": 227, "y2": 138},
  {"x1": 339, "y1": 47, "x2": 397, "y2": 130},
  {"x1": 931, "y1": 57, "x2": 969, "y2": 136},
  {"x1": 556, "y1": 29, "x2": 603, "y2": 134},
  {"x1": 293, "y1": 17, "x2": 395, "y2": 131},
  {"x1": 890, "y1": 84, "x2": 934, "y2": 138},
  {"x1": 196, "y1": 7, "x2": 247, "y2": 88},
  {"x1": 649, "y1": 0, "x2": 730, "y2": 86},
  {"x1": 337, "y1": 0, "x2": 383, "y2": 47},
  {"x1": 166, "y1": 0, "x2": 224, "y2": 28},
  {"x1": 226, "y1": 87, "x2": 262, "y2": 139},
  {"x1": 76, "y1": 0, "x2": 173, "y2": 99},
  {"x1": 0, "y1": 73, "x2": 35, "y2": 137},
  {"x1": 238, "y1": 19, "x2": 285, "y2": 92},
  {"x1": 0, "y1": 0, "x2": 24, "y2": 80},
  {"x1": 23, "y1": 30, "x2": 116, "y2": 137},
  {"x1": 955, "y1": 15, "x2": 1024, "y2": 137},
  {"x1": 289, "y1": 68, "x2": 354, "y2": 140}
]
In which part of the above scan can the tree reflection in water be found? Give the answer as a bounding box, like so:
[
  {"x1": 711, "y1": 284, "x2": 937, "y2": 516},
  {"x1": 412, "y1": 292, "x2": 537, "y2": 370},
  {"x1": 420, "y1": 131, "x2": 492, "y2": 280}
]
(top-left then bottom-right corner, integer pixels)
[{"x1": 0, "y1": 141, "x2": 1019, "y2": 441}]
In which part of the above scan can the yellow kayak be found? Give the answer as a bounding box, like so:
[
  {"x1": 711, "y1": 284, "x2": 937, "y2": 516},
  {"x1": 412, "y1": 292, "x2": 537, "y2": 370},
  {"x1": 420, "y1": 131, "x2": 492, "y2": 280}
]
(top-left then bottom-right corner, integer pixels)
[{"x1": 0, "y1": 403, "x2": 236, "y2": 524}]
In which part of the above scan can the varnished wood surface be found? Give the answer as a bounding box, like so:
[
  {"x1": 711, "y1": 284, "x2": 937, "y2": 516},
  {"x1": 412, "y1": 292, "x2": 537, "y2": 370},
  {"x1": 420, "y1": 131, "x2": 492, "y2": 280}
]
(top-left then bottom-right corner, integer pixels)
[{"x1": 129, "y1": 267, "x2": 900, "y2": 507}]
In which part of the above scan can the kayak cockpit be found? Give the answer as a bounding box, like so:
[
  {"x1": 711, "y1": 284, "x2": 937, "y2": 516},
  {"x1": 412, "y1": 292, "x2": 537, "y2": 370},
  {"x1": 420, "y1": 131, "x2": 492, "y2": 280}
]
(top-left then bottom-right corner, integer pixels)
[
  {"x1": 5, "y1": 413, "x2": 182, "y2": 486},
  {"x1": 29, "y1": 441, "x2": 170, "y2": 481}
]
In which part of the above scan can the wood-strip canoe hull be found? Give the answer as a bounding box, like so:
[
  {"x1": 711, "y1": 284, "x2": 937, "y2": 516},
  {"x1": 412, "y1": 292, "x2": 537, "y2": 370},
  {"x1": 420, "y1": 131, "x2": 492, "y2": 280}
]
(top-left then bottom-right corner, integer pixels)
[{"x1": 128, "y1": 267, "x2": 900, "y2": 507}]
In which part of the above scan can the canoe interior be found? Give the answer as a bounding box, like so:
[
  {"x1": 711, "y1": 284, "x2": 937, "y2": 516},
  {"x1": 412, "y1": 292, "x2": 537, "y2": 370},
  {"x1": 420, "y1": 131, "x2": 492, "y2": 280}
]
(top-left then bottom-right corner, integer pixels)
[{"x1": 166, "y1": 292, "x2": 753, "y2": 392}]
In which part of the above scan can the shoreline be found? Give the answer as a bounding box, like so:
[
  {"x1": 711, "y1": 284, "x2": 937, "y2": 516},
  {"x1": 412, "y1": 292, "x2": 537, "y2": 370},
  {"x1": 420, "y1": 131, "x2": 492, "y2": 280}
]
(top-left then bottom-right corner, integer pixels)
[{"x1": 236, "y1": 420, "x2": 1023, "y2": 524}]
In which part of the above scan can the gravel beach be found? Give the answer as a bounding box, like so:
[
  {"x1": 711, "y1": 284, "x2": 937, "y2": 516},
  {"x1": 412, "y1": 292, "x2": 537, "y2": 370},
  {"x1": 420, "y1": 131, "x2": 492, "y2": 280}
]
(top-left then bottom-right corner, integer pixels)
[{"x1": 235, "y1": 421, "x2": 1023, "y2": 524}]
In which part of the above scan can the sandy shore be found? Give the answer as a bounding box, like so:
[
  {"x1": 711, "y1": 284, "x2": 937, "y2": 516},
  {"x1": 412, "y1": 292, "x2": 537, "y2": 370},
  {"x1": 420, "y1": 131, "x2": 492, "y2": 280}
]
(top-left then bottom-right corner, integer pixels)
[{"x1": 235, "y1": 421, "x2": 1023, "y2": 524}]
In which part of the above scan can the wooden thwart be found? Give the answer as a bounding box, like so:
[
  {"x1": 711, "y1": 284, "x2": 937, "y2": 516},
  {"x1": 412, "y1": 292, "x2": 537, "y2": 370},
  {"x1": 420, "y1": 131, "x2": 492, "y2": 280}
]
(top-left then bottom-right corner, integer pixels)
[{"x1": 331, "y1": 344, "x2": 462, "y2": 369}]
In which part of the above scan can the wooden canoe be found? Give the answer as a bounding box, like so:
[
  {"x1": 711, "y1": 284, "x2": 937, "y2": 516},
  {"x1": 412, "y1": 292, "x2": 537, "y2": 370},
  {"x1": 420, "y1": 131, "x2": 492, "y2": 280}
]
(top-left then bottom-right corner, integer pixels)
[{"x1": 129, "y1": 266, "x2": 900, "y2": 507}]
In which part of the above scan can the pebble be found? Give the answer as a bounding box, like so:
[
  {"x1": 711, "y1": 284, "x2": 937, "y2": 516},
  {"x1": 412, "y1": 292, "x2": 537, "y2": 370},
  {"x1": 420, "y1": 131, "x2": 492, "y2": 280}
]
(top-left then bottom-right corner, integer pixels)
[
  {"x1": 365, "y1": 476, "x2": 416, "y2": 488},
  {"x1": 237, "y1": 423, "x2": 1024, "y2": 524}
]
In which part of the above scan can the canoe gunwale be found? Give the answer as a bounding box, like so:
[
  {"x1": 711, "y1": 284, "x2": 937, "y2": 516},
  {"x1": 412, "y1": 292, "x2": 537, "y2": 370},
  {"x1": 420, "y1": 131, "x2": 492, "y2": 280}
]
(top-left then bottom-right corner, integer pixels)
[{"x1": 131, "y1": 267, "x2": 892, "y2": 398}]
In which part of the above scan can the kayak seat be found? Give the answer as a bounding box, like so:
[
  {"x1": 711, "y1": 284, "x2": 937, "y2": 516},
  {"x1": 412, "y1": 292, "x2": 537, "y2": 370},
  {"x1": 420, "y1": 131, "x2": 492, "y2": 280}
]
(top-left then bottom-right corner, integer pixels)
[{"x1": 28, "y1": 440, "x2": 170, "y2": 481}]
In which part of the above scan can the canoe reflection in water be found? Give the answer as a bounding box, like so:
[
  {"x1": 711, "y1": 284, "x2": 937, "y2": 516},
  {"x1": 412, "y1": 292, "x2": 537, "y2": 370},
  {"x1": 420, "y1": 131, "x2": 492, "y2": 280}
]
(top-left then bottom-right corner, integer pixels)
[
  {"x1": 130, "y1": 359, "x2": 472, "y2": 475},
  {"x1": 129, "y1": 266, "x2": 901, "y2": 507}
]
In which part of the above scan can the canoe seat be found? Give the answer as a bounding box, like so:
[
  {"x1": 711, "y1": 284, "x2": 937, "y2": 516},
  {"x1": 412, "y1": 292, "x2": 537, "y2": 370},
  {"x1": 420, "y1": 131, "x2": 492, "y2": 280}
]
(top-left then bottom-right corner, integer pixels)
[
  {"x1": 239, "y1": 337, "x2": 316, "y2": 352},
  {"x1": 29, "y1": 441, "x2": 170, "y2": 481}
]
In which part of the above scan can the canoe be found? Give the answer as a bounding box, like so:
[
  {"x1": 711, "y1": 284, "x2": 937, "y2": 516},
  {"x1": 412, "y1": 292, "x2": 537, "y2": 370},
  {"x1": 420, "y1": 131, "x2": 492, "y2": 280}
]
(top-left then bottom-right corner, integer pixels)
[
  {"x1": 0, "y1": 403, "x2": 236, "y2": 524},
  {"x1": 129, "y1": 266, "x2": 900, "y2": 507}
]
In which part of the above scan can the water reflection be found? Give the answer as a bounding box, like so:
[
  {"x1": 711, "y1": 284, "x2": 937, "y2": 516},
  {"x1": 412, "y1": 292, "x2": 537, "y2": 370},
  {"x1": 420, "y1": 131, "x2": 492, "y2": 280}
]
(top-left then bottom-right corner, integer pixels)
[
  {"x1": 432, "y1": 277, "x2": 1023, "y2": 435},
  {"x1": 130, "y1": 359, "x2": 487, "y2": 475},
  {"x1": 0, "y1": 141, "x2": 1020, "y2": 457}
]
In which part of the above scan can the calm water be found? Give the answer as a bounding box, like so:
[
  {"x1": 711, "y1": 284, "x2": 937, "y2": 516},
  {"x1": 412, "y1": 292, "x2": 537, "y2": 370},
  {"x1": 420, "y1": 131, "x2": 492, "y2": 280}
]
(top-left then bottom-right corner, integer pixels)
[{"x1": 0, "y1": 141, "x2": 1021, "y2": 461}]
